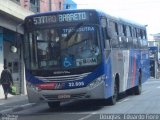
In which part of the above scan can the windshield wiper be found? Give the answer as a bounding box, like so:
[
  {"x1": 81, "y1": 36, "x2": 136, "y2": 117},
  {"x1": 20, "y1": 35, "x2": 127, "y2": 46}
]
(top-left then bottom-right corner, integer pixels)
[{"x1": 64, "y1": 22, "x2": 83, "y2": 41}]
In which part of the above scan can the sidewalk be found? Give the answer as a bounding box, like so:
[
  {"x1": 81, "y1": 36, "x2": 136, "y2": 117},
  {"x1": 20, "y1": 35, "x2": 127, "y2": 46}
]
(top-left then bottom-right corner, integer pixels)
[
  {"x1": 0, "y1": 94, "x2": 27, "y2": 104},
  {"x1": 0, "y1": 94, "x2": 36, "y2": 114}
]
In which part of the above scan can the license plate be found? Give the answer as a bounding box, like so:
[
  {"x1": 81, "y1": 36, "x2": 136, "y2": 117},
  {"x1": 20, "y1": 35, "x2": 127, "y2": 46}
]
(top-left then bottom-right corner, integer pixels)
[{"x1": 58, "y1": 94, "x2": 70, "y2": 99}]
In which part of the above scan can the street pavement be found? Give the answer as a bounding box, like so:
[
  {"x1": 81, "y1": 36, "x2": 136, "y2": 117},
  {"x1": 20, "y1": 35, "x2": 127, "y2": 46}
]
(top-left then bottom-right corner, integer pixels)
[
  {"x1": 0, "y1": 78, "x2": 158, "y2": 114},
  {"x1": 14, "y1": 78, "x2": 160, "y2": 120}
]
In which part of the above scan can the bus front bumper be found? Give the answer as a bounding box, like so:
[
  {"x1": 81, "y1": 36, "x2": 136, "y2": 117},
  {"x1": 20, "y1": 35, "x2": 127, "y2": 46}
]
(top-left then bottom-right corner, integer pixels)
[{"x1": 27, "y1": 80, "x2": 106, "y2": 103}]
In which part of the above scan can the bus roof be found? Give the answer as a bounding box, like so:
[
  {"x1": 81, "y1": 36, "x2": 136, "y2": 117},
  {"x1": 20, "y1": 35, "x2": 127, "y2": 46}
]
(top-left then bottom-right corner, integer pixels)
[
  {"x1": 96, "y1": 9, "x2": 146, "y2": 29},
  {"x1": 25, "y1": 9, "x2": 146, "y2": 29}
]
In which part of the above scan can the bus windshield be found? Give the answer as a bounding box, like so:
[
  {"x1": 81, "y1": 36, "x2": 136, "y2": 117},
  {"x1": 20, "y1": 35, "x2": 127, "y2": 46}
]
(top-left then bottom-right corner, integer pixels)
[{"x1": 25, "y1": 25, "x2": 101, "y2": 70}]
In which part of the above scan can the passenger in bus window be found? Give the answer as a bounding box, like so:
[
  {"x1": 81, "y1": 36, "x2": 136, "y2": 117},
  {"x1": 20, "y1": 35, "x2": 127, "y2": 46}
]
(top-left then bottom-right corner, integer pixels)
[
  {"x1": 49, "y1": 29, "x2": 59, "y2": 42},
  {"x1": 47, "y1": 29, "x2": 60, "y2": 66}
]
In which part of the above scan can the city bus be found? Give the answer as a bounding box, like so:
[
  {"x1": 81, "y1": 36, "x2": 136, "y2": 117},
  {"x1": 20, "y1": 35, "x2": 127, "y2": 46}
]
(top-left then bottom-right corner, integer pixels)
[{"x1": 23, "y1": 9, "x2": 150, "y2": 108}]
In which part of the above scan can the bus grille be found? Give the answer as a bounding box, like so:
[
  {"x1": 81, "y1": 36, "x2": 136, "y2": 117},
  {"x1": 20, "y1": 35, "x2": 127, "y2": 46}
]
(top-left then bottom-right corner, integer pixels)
[
  {"x1": 35, "y1": 72, "x2": 91, "y2": 82},
  {"x1": 43, "y1": 93, "x2": 86, "y2": 101}
]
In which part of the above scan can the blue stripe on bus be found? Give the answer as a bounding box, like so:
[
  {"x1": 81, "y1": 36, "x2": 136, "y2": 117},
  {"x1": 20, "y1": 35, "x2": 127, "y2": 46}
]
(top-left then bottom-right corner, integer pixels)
[
  {"x1": 26, "y1": 70, "x2": 44, "y2": 84},
  {"x1": 127, "y1": 49, "x2": 150, "y2": 89},
  {"x1": 26, "y1": 63, "x2": 105, "y2": 89},
  {"x1": 127, "y1": 50, "x2": 138, "y2": 89},
  {"x1": 104, "y1": 56, "x2": 113, "y2": 98}
]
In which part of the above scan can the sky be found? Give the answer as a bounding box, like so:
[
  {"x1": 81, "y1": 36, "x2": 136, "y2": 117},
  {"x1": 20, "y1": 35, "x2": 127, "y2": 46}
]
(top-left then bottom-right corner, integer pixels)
[{"x1": 73, "y1": 0, "x2": 160, "y2": 36}]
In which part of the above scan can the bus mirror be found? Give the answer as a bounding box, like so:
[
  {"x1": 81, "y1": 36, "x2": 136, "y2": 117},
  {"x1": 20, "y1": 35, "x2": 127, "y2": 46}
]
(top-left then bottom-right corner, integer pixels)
[{"x1": 10, "y1": 45, "x2": 17, "y2": 53}]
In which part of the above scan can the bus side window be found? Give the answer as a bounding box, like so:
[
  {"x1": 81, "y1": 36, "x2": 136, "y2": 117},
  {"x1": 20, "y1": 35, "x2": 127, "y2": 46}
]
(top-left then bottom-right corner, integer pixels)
[
  {"x1": 141, "y1": 30, "x2": 148, "y2": 49},
  {"x1": 118, "y1": 24, "x2": 123, "y2": 48},
  {"x1": 126, "y1": 26, "x2": 131, "y2": 37},
  {"x1": 137, "y1": 28, "x2": 141, "y2": 48},
  {"x1": 139, "y1": 29, "x2": 144, "y2": 49},
  {"x1": 131, "y1": 27, "x2": 136, "y2": 48},
  {"x1": 29, "y1": 33, "x2": 38, "y2": 68},
  {"x1": 126, "y1": 26, "x2": 132, "y2": 49},
  {"x1": 122, "y1": 25, "x2": 126, "y2": 36},
  {"x1": 109, "y1": 20, "x2": 119, "y2": 48},
  {"x1": 118, "y1": 24, "x2": 123, "y2": 36},
  {"x1": 132, "y1": 28, "x2": 139, "y2": 48},
  {"x1": 101, "y1": 18, "x2": 111, "y2": 49},
  {"x1": 119, "y1": 24, "x2": 128, "y2": 48}
]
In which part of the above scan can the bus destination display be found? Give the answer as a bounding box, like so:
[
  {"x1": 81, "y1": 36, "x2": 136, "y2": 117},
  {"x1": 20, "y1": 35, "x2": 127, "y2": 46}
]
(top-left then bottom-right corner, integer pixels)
[{"x1": 33, "y1": 12, "x2": 88, "y2": 25}]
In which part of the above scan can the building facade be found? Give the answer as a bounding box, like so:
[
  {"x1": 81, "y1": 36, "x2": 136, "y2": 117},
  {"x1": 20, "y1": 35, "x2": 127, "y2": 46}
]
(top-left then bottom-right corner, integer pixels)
[
  {"x1": 64, "y1": 0, "x2": 77, "y2": 10},
  {"x1": 40, "y1": 0, "x2": 64, "y2": 12},
  {"x1": 11, "y1": 0, "x2": 77, "y2": 13},
  {"x1": 0, "y1": 0, "x2": 33, "y2": 98},
  {"x1": 11, "y1": 0, "x2": 66, "y2": 13}
]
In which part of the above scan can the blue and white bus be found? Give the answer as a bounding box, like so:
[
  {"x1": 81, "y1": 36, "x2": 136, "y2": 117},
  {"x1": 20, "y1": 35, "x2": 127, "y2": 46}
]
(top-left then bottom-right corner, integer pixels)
[{"x1": 23, "y1": 9, "x2": 150, "y2": 108}]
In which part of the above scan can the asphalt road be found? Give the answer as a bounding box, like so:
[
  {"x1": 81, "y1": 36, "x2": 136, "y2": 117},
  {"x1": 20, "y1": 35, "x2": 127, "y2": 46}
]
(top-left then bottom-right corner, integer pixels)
[{"x1": 12, "y1": 79, "x2": 160, "y2": 120}]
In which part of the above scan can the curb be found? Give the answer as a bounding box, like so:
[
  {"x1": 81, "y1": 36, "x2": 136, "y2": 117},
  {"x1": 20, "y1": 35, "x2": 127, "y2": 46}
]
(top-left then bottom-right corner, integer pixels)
[{"x1": 0, "y1": 103, "x2": 37, "y2": 114}]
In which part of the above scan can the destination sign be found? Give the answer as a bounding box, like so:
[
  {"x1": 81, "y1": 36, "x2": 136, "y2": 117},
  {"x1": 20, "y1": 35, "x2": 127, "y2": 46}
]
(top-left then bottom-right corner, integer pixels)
[{"x1": 33, "y1": 12, "x2": 88, "y2": 25}]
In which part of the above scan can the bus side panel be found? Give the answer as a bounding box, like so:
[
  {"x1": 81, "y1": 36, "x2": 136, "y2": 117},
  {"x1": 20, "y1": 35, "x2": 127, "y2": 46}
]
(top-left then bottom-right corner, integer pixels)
[
  {"x1": 103, "y1": 48, "x2": 149, "y2": 98},
  {"x1": 122, "y1": 50, "x2": 130, "y2": 91},
  {"x1": 110, "y1": 50, "x2": 126, "y2": 92},
  {"x1": 141, "y1": 50, "x2": 150, "y2": 83},
  {"x1": 104, "y1": 55, "x2": 113, "y2": 98},
  {"x1": 104, "y1": 49, "x2": 126, "y2": 98},
  {"x1": 135, "y1": 50, "x2": 142, "y2": 87},
  {"x1": 127, "y1": 49, "x2": 139, "y2": 89},
  {"x1": 127, "y1": 49, "x2": 150, "y2": 89}
]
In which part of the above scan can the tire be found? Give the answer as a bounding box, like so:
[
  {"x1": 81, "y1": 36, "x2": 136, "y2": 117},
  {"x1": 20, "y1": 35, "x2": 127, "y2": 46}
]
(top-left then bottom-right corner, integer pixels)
[
  {"x1": 108, "y1": 81, "x2": 118, "y2": 105},
  {"x1": 48, "y1": 101, "x2": 60, "y2": 109},
  {"x1": 134, "y1": 72, "x2": 142, "y2": 95},
  {"x1": 126, "y1": 88, "x2": 134, "y2": 95}
]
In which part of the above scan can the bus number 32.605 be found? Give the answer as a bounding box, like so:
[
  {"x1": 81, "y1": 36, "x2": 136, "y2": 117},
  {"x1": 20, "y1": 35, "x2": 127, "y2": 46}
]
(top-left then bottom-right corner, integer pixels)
[{"x1": 68, "y1": 82, "x2": 85, "y2": 87}]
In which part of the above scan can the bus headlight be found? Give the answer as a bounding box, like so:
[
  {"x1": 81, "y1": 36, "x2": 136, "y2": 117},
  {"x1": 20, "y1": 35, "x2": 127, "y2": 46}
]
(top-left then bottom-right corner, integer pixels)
[
  {"x1": 27, "y1": 82, "x2": 40, "y2": 91},
  {"x1": 88, "y1": 75, "x2": 105, "y2": 89}
]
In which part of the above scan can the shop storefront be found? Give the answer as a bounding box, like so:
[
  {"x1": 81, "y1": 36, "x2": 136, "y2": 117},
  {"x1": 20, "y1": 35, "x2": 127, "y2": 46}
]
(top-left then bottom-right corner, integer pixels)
[{"x1": 0, "y1": 0, "x2": 33, "y2": 98}]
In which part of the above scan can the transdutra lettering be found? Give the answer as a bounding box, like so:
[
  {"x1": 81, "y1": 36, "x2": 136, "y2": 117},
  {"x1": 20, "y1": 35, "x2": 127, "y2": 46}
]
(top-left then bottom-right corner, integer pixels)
[
  {"x1": 59, "y1": 12, "x2": 87, "y2": 22},
  {"x1": 63, "y1": 26, "x2": 95, "y2": 33}
]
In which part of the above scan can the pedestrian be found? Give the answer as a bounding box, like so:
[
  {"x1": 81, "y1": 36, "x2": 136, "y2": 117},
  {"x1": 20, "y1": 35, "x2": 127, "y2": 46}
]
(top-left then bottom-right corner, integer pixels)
[{"x1": 0, "y1": 66, "x2": 13, "y2": 99}]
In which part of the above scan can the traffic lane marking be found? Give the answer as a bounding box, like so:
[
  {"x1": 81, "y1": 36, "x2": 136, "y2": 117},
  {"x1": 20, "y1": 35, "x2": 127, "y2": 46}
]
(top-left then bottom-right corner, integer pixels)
[
  {"x1": 78, "y1": 112, "x2": 97, "y2": 120},
  {"x1": 117, "y1": 98, "x2": 129, "y2": 104},
  {"x1": 0, "y1": 103, "x2": 36, "y2": 114}
]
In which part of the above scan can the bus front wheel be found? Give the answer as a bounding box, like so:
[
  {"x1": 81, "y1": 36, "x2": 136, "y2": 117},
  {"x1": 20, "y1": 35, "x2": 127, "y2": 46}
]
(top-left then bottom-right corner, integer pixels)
[
  {"x1": 48, "y1": 101, "x2": 60, "y2": 109},
  {"x1": 108, "y1": 81, "x2": 118, "y2": 105}
]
